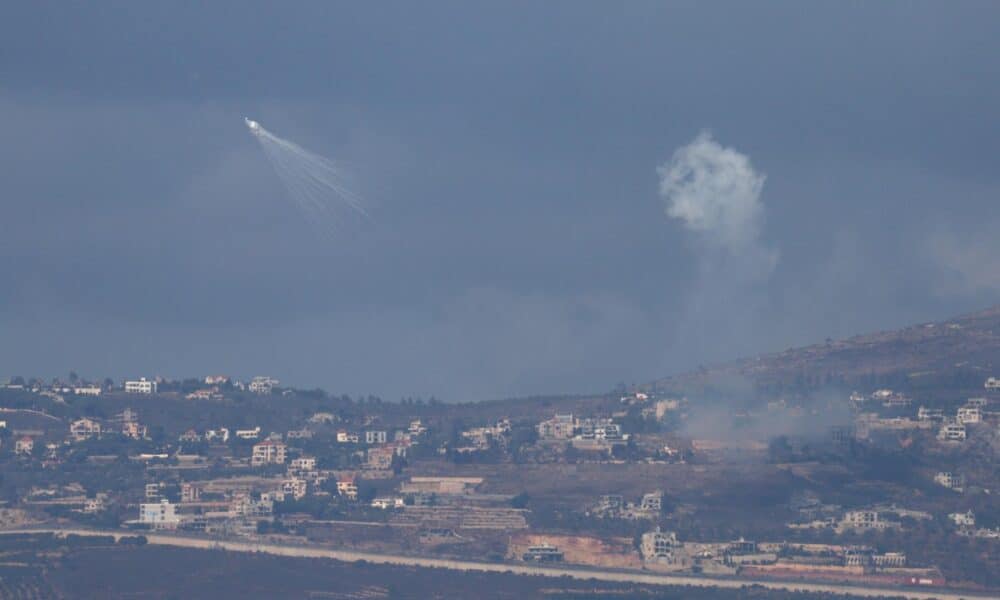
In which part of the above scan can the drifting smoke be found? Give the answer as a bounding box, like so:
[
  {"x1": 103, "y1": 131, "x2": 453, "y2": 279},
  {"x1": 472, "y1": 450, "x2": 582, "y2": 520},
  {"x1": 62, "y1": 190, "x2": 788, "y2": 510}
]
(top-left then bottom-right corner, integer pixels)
[
  {"x1": 657, "y1": 131, "x2": 779, "y2": 361},
  {"x1": 658, "y1": 131, "x2": 777, "y2": 276},
  {"x1": 245, "y1": 118, "x2": 370, "y2": 233}
]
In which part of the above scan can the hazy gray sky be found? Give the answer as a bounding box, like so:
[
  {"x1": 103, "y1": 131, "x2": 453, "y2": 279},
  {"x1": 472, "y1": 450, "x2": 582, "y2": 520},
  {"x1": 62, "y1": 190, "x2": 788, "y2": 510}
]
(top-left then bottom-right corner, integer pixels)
[{"x1": 2, "y1": 2, "x2": 999, "y2": 400}]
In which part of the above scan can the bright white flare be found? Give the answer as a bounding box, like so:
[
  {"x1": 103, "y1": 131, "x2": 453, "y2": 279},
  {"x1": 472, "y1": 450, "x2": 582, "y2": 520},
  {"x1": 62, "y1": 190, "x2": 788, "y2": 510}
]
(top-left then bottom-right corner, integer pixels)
[{"x1": 245, "y1": 118, "x2": 369, "y2": 232}]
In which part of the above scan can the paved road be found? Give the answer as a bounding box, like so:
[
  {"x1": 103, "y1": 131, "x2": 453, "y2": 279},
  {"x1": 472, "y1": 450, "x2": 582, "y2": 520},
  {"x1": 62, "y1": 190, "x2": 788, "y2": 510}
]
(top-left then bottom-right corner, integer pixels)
[{"x1": 1, "y1": 527, "x2": 995, "y2": 600}]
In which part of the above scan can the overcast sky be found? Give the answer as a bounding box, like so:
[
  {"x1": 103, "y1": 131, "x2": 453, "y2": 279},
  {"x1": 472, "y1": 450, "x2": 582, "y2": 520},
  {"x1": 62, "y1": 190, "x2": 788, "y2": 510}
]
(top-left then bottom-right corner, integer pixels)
[{"x1": 2, "y1": 2, "x2": 999, "y2": 400}]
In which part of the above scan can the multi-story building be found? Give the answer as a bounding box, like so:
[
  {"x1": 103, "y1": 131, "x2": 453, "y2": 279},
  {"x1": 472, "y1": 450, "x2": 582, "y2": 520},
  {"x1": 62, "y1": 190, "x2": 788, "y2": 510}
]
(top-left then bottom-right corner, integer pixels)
[
  {"x1": 985, "y1": 377, "x2": 1000, "y2": 390},
  {"x1": 282, "y1": 478, "x2": 308, "y2": 500},
  {"x1": 934, "y1": 471, "x2": 964, "y2": 492},
  {"x1": 248, "y1": 376, "x2": 279, "y2": 395},
  {"x1": 251, "y1": 439, "x2": 287, "y2": 466},
  {"x1": 180, "y1": 482, "x2": 201, "y2": 503},
  {"x1": 289, "y1": 457, "x2": 317, "y2": 472},
  {"x1": 366, "y1": 446, "x2": 394, "y2": 470},
  {"x1": 139, "y1": 499, "x2": 180, "y2": 529},
  {"x1": 69, "y1": 418, "x2": 102, "y2": 442},
  {"x1": 873, "y1": 552, "x2": 906, "y2": 568},
  {"x1": 957, "y1": 406, "x2": 982, "y2": 425},
  {"x1": 640, "y1": 491, "x2": 663, "y2": 512},
  {"x1": 938, "y1": 421, "x2": 967, "y2": 441},
  {"x1": 336, "y1": 475, "x2": 358, "y2": 500},
  {"x1": 641, "y1": 527, "x2": 680, "y2": 560},
  {"x1": 15, "y1": 436, "x2": 34, "y2": 455},
  {"x1": 336, "y1": 430, "x2": 359, "y2": 443},
  {"x1": 229, "y1": 493, "x2": 273, "y2": 518},
  {"x1": 537, "y1": 414, "x2": 575, "y2": 440},
  {"x1": 840, "y1": 510, "x2": 893, "y2": 530},
  {"x1": 917, "y1": 407, "x2": 944, "y2": 421},
  {"x1": 365, "y1": 430, "x2": 387, "y2": 445},
  {"x1": 124, "y1": 378, "x2": 157, "y2": 394}
]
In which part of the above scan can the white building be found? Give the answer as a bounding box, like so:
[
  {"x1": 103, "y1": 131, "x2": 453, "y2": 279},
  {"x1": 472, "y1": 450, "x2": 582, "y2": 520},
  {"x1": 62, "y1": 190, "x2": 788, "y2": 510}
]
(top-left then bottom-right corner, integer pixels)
[
  {"x1": 282, "y1": 478, "x2": 308, "y2": 500},
  {"x1": 371, "y1": 497, "x2": 405, "y2": 509},
  {"x1": 139, "y1": 499, "x2": 180, "y2": 529},
  {"x1": 917, "y1": 407, "x2": 943, "y2": 421},
  {"x1": 985, "y1": 377, "x2": 1000, "y2": 390},
  {"x1": 15, "y1": 436, "x2": 34, "y2": 455},
  {"x1": 69, "y1": 418, "x2": 102, "y2": 442},
  {"x1": 336, "y1": 476, "x2": 358, "y2": 500},
  {"x1": 124, "y1": 378, "x2": 157, "y2": 394},
  {"x1": 204, "y1": 428, "x2": 229, "y2": 442},
  {"x1": 934, "y1": 471, "x2": 965, "y2": 492},
  {"x1": 336, "y1": 430, "x2": 359, "y2": 443},
  {"x1": 949, "y1": 510, "x2": 976, "y2": 528},
  {"x1": 72, "y1": 385, "x2": 103, "y2": 396},
  {"x1": 289, "y1": 456, "x2": 317, "y2": 471},
  {"x1": 365, "y1": 430, "x2": 387, "y2": 445},
  {"x1": 641, "y1": 527, "x2": 680, "y2": 560},
  {"x1": 956, "y1": 406, "x2": 982, "y2": 425},
  {"x1": 938, "y1": 421, "x2": 967, "y2": 441},
  {"x1": 537, "y1": 414, "x2": 575, "y2": 440},
  {"x1": 251, "y1": 439, "x2": 287, "y2": 466},
  {"x1": 235, "y1": 426, "x2": 261, "y2": 440},
  {"x1": 248, "y1": 376, "x2": 279, "y2": 395}
]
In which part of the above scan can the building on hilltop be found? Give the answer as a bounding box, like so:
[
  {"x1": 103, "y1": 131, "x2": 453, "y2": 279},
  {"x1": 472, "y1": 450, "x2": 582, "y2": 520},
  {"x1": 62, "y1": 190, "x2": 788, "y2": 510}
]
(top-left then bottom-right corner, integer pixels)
[{"x1": 124, "y1": 378, "x2": 157, "y2": 394}]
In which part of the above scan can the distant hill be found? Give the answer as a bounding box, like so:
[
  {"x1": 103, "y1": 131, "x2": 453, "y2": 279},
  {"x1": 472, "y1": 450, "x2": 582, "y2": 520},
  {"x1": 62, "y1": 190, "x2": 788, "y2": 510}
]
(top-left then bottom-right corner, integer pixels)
[{"x1": 646, "y1": 304, "x2": 1000, "y2": 394}]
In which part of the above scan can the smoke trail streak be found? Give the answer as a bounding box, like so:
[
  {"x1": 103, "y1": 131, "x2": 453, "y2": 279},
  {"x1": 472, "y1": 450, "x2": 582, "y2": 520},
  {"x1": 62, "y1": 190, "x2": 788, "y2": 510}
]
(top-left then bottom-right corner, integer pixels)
[{"x1": 246, "y1": 119, "x2": 370, "y2": 233}]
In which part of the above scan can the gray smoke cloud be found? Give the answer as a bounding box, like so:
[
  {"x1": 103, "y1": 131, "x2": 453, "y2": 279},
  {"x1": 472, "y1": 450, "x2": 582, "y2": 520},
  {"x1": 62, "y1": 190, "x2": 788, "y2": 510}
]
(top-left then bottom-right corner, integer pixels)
[
  {"x1": 657, "y1": 132, "x2": 780, "y2": 363},
  {"x1": 658, "y1": 131, "x2": 778, "y2": 280}
]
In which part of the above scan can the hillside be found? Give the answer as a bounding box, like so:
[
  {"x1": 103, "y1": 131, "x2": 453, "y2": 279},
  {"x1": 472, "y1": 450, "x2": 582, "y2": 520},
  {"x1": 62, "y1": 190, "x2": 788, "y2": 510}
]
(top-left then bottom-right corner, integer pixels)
[{"x1": 647, "y1": 304, "x2": 1000, "y2": 394}]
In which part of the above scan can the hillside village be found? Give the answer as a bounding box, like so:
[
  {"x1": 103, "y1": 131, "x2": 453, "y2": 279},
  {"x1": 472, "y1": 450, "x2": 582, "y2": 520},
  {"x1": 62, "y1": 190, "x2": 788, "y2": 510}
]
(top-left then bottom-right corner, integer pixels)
[{"x1": 1, "y1": 351, "x2": 998, "y2": 594}]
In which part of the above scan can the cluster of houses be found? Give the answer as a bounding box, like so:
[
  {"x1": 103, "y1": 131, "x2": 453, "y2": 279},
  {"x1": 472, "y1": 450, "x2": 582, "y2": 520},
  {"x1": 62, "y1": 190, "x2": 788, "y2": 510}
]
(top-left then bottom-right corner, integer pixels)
[
  {"x1": 536, "y1": 414, "x2": 628, "y2": 450},
  {"x1": 851, "y1": 388, "x2": 996, "y2": 443}
]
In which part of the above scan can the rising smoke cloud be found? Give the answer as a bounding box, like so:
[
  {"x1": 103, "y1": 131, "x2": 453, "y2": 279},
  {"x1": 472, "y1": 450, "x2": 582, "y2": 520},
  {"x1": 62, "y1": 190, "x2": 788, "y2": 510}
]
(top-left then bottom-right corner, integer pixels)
[
  {"x1": 658, "y1": 131, "x2": 778, "y2": 279},
  {"x1": 657, "y1": 131, "x2": 779, "y2": 363}
]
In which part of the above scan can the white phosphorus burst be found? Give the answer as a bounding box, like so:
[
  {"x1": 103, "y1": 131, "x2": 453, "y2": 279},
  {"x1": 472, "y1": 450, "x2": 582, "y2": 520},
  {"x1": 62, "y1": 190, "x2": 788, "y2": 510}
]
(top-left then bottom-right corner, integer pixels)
[{"x1": 245, "y1": 117, "x2": 370, "y2": 233}]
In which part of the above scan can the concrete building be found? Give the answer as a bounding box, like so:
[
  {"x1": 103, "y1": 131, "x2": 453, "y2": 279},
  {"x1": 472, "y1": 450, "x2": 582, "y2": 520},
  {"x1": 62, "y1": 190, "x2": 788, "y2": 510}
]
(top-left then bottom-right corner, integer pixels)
[
  {"x1": 72, "y1": 385, "x2": 103, "y2": 396},
  {"x1": 336, "y1": 475, "x2": 358, "y2": 500},
  {"x1": 282, "y1": 478, "x2": 308, "y2": 500},
  {"x1": 235, "y1": 426, "x2": 262, "y2": 440},
  {"x1": 289, "y1": 456, "x2": 317, "y2": 472},
  {"x1": 139, "y1": 499, "x2": 180, "y2": 529},
  {"x1": 251, "y1": 439, "x2": 287, "y2": 466},
  {"x1": 15, "y1": 436, "x2": 33, "y2": 455},
  {"x1": 934, "y1": 471, "x2": 965, "y2": 492},
  {"x1": 840, "y1": 510, "x2": 894, "y2": 531},
  {"x1": 365, "y1": 430, "x2": 387, "y2": 445},
  {"x1": 371, "y1": 497, "x2": 405, "y2": 509},
  {"x1": 248, "y1": 376, "x2": 279, "y2": 395},
  {"x1": 938, "y1": 421, "x2": 967, "y2": 441},
  {"x1": 336, "y1": 430, "x2": 359, "y2": 443},
  {"x1": 69, "y1": 418, "x2": 102, "y2": 442},
  {"x1": 956, "y1": 406, "x2": 982, "y2": 425},
  {"x1": 640, "y1": 491, "x2": 663, "y2": 512},
  {"x1": 180, "y1": 482, "x2": 201, "y2": 503},
  {"x1": 950, "y1": 510, "x2": 976, "y2": 527},
  {"x1": 641, "y1": 527, "x2": 680, "y2": 560},
  {"x1": 124, "y1": 378, "x2": 157, "y2": 394},
  {"x1": 537, "y1": 414, "x2": 575, "y2": 440}
]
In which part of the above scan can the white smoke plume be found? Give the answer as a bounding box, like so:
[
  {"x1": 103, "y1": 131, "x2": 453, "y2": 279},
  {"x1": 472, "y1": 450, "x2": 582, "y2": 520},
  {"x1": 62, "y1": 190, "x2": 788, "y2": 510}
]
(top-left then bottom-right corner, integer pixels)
[
  {"x1": 247, "y1": 119, "x2": 370, "y2": 234},
  {"x1": 657, "y1": 131, "x2": 779, "y2": 362},
  {"x1": 658, "y1": 131, "x2": 778, "y2": 280}
]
